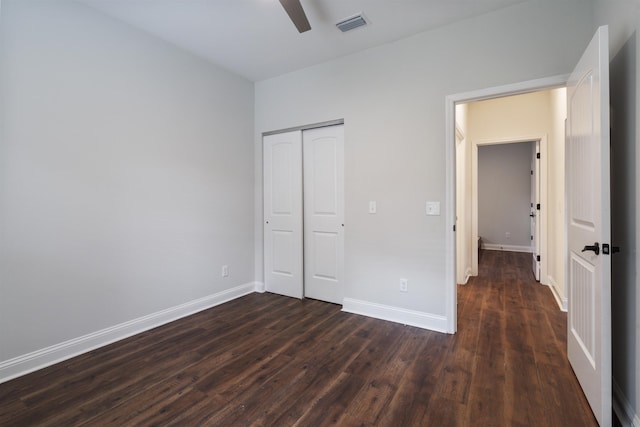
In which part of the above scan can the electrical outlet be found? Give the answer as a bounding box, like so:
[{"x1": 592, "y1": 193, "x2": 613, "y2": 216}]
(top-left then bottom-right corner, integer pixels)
[
  {"x1": 505, "y1": 232, "x2": 511, "y2": 239},
  {"x1": 400, "y1": 279, "x2": 408, "y2": 292},
  {"x1": 222, "y1": 265, "x2": 229, "y2": 277}
]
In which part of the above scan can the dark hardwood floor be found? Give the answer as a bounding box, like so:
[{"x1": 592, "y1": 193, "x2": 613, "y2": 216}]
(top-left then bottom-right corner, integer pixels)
[{"x1": 0, "y1": 250, "x2": 598, "y2": 426}]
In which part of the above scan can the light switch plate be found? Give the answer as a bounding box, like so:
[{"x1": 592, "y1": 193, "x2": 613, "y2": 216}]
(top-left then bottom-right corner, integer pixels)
[
  {"x1": 369, "y1": 201, "x2": 377, "y2": 214},
  {"x1": 426, "y1": 201, "x2": 440, "y2": 216}
]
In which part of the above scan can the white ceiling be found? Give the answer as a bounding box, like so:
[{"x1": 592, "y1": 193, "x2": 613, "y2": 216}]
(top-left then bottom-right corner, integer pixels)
[{"x1": 77, "y1": 0, "x2": 528, "y2": 82}]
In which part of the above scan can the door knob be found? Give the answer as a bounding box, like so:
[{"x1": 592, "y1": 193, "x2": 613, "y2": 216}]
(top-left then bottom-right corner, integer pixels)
[{"x1": 581, "y1": 242, "x2": 600, "y2": 255}]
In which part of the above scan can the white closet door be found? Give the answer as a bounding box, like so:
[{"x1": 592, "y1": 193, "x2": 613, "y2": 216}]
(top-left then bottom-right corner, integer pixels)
[
  {"x1": 263, "y1": 131, "x2": 303, "y2": 299},
  {"x1": 303, "y1": 125, "x2": 344, "y2": 304}
]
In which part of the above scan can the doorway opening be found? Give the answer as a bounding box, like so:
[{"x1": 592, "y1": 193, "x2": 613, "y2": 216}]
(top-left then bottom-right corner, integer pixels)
[
  {"x1": 454, "y1": 89, "x2": 566, "y2": 310},
  {"x1": 476, "y1": 140, "x2": 539, "y2": 273},
  {"x1": 444, "y1": 75, "x2": 568, "y2": 334}
]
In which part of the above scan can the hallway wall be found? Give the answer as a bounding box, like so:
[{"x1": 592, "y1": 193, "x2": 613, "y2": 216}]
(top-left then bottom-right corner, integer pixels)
[{"x1": 478, "y1": 142, "x2": 533, "y2": 250}]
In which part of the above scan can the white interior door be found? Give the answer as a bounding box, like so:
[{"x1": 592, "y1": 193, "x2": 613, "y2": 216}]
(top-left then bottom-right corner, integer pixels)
[
  {"x1": 456, "y1": 127, "x2": 467, "y2": 284},
  {"x1": 566, "y1": 26, "x2": 611, "y2": 427},
  {"x1": 531, "y1": 141, "x2": 541, "y2": 281},
  {"x1": 303, "y1": 125, "x2": 345, "y2": 304},
  {"x1": 263, "y1": 131, "x2": 303, "y2": 299}
]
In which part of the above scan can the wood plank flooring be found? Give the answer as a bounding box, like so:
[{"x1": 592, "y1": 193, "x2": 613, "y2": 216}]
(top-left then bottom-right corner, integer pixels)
[{"x1": 0, "y1": 250, "x2": 598, "y2": 426}]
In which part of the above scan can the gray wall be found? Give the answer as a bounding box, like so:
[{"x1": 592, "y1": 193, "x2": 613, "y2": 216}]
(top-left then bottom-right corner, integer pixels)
[
  {"x1": 478, "y1": 143, "x2": 533, "y2": 248},
  {"x1": 0, "y1": 0, "x2": 255, "y2": 363}
]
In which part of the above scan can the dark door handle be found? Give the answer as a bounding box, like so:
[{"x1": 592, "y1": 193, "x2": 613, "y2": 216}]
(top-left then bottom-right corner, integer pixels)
[
  {"x1": 582, "y1": 242, "x2": 600, "y2": 255},
  {"x1": 529, "y1": 214, "x2": 535, "y2": 217}
]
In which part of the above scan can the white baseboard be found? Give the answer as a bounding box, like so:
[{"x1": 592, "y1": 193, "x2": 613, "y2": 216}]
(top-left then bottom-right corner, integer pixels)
[
  {"x1": 457, "y1": 268, "x2": 472, "y2": 285},
  {"x1": 254, "y1": 281, "x2": 265, "y2": 293},
  {"x1": 0, "y1": 282, "x2": 256, "y2": 385},
  {"x1": 482, "y1": 243, "x2": 533, "y2": 253},
  {"x1": 547, "y1": 276, "x2": 567, "y2": 312},
  {"x1": 342, "y1": 298, "x2": 448, "y2": 333},
  {"x1": 464, "y1": 268, "x2": 472, "y2": 284},
  {"x1": 613, "y1": 380, "x2": 640, "y2": 427}
]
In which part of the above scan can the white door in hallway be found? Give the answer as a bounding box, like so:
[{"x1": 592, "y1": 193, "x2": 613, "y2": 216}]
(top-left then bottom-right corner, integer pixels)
[
  {"x1": 566, "y1": 26, "x2": 611, "y2": 427},
  {"x1": 303, "y1": 125, "x2": 345, "y2": 304},
  {"x1": 263, "y1": 131, "x2": 303, "y2": 299},
  {"x1": 531, "y1": 141, "x2": 540, "y2": 281}
]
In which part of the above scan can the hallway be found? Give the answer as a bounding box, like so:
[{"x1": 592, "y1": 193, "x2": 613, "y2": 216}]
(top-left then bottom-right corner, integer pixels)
[{"x1": 455, "y1": 249, "x2": 597, "y2": 425}]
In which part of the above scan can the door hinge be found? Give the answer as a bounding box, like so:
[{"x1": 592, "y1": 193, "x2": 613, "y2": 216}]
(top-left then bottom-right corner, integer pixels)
[
  {"x1": 530, "y1": 235, "x2": 533, "y2": 241},
  {"x1": 536, "y1": 203, "x2": 540, "y2": 210},
  {"x1": 536, "y1": 255, "x2": 541, "y2": 262},
  {"x1": 453, "y1": 225, "x2": 456, "y2": 232},
  {"x1": 536, "y1": 153, "x2": 541, "y2": 159},
  {"x1": 531, "y1": 170, "x2": 533, "y2": 175}
]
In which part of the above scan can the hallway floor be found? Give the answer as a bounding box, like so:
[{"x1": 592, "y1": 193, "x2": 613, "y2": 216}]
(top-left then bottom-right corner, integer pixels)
[{"x1": 455, "y1": 249, "x2": 598, "y2": 425}]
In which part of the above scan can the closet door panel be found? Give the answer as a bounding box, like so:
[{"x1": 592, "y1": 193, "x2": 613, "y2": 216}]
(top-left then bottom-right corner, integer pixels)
[
  {"x1": 303, "y1": 125, "x2": 344, "y2": 304},
  {"x1": 263, "y1": 131, "x2": 303, "y2": 299}
]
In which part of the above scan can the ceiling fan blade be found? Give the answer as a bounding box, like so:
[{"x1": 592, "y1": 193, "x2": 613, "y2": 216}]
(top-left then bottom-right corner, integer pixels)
[{"x1": 279, "y1": 0, "x2": 311, "y2": 33}]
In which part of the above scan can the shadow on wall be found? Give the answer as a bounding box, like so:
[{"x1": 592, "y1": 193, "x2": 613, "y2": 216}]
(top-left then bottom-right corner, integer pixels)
[{"x1": 609, "y1": 31, "x2": 637, "y2": 410}]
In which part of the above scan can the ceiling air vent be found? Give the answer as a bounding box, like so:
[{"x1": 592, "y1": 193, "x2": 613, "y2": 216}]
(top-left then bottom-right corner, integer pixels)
[{"x1": 336, "y1": 14, "x2": 368, "y2": 32}]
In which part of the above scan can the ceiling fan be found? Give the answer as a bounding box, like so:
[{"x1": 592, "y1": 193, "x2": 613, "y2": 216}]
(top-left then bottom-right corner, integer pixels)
[{"x1": 279, "y1": 0, "x2": 311, "y2": 33}]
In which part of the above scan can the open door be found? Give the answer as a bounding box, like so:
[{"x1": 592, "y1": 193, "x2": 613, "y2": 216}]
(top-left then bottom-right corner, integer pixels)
[{"x1": 566, "y1": 26, "x2": 611, "y2": 427}]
